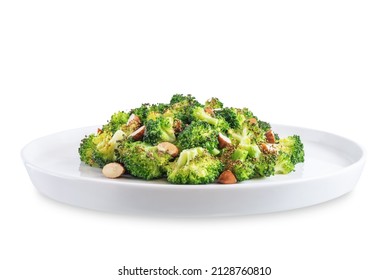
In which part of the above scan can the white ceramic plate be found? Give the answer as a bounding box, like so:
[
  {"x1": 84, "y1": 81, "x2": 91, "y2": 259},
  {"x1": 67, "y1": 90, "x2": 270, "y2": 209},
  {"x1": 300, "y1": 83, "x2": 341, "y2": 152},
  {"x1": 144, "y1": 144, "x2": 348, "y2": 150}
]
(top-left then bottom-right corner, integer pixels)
[{"x1": 21, "y1": 125, "x2": 365, "y2": 216}]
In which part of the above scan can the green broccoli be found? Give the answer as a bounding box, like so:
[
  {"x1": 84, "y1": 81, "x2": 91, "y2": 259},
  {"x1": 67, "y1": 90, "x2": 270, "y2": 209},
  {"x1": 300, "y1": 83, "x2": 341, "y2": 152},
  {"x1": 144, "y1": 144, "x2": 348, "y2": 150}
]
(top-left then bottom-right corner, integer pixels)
[
  {"x1": 215, "y1": 107, "x2": 242, "y2": 129},
  {"x1": 102, "y1": 111, "x2": 130, "y2": 133},
  {"x1": 219, "y1": 146, "x2": 256, "y2": 182},
  {"x1": 205, "y1": 97, "x2": 224, "y2": 109},
  {"x1": 191, "y1": 106, "x2": 230, "y2": 132},
  {"x1": 79, "y1": 134, "x2": 97, "y2": 167},
  {"x1": 176, "y1": 121, "x2": 220, "y2": 155},
  {"x1": 274, "y1": 151, "x2": 296, "y2": 174},
  {"x1": 170, "y1": 93, "x2": 200, "y2": 106},
  {"x1": 165, "y1": 94, "x2": 201, "y2": 123},
  {"x1": 231, "y1": 160, "x2": 256, "y2": 181},
  {"x1": 255, "y1": 153, "x2": 277, "y2": 177},
  {"x1": 79, "y1": 130, "x2": 126, "y2": 168},
  {"x1": 228, "y1": 118, "x2": 268, "y2": 147},
  {"x1": 119, "y1": 142, "x2": 172, "y2": 180},
  {"x1": 143, "y1": 116, "x2": 176, "y2": 145},
  {"x1": 130, "y1": 103, "x2": 169, "y2": 123},
  {"x1": 215, "y1": 107, "x2": 259, "y2": 129},
  {"x1": 258, "y1": 120, "x2": 271, "y2": 132},
  {"x1": 272, "y1": 135, "x2": 304, "y2": 174},
  {"x1": 167, "y1": 147, "x2": 223, "y2": 184},
  {"x1": 79, "y1": 93, "x2": 305, "y2": 184},
  {"x1": 278, "y1": 135, "x2": 305, "y2": 164},
  {"x1": 192, "y1": 106, "x2": 219, "y2": 126}
]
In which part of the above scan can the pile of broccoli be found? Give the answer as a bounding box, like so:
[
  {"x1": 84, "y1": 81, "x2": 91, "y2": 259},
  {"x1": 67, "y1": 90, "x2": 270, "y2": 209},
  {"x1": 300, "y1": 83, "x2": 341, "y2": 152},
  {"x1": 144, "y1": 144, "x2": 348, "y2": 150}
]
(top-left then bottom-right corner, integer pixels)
[{"x1": 79, "y1": 94, "x2": 304, "y2": 184}]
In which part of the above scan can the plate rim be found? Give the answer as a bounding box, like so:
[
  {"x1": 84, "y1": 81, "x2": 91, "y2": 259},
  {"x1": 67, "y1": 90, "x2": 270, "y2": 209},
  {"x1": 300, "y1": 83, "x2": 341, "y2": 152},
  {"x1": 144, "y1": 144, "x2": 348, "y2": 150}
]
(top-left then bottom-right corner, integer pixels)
[{"x1": 21, "y1": 124, "x2": 366, "y2": 191}]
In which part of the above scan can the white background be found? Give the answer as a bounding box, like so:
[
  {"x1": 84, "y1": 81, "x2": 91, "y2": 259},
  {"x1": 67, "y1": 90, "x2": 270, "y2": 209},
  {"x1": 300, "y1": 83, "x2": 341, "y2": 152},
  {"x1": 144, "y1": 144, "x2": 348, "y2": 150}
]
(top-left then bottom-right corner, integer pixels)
[{"x1": 1, "y1": 1, "x2": 388, "y2": 279}]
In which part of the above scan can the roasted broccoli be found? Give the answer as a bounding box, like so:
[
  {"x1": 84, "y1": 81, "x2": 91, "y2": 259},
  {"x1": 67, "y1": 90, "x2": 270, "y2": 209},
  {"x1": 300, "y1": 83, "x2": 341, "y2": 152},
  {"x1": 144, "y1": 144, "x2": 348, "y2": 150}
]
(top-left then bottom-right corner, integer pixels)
[
  {"x1": 79, "y1": 93, "x2": 305, "y2": 184},
  {"x1": 176, "y1": 121, "x2": 219, "y2": 155},
  {"x1": 191, "y1": 106, "x2": 230, "y2": 132},
  {"x1": 167, "y1": 148, "x2": 223, "y2": 184},
  {"x1": 79, "y1": 130, "x2": 125, "y2": 168},
  {"x1": 165, "y1": 94, "x2": 201, "y2": 123},
  {"x1": 278, "y1": 135, "x2": 305, "y2": 165},
  {"x1": 130, "y1": 103, "x2": 168, "y2": 123},
  {"x1": 143, "y1": 116, "x2": 176, "y2": 145},
  {"x1": 102, "y1": 111, "x2": 130, "y2": 134},
  {"x1": 205, "y1": 97, "x2": 223, "y2": 109},
  {"x1": 255, "y1": 153, "x2": 277, "y2": 177},
  {"x1": 274, "y1": 135, "x2": 305, "y2": 174},
  {"x1": 79, "y1": 134, "x2": 97, "y2": 166},
  {"x1": 192, "y1": 106, "x2": 219, "y2": 126},
  {"x1": 220, "y1": 145, "x2": 257, "y2": 182},
  {"x1": 118, "y1": 142, "x2": 172, "y2": 180}
]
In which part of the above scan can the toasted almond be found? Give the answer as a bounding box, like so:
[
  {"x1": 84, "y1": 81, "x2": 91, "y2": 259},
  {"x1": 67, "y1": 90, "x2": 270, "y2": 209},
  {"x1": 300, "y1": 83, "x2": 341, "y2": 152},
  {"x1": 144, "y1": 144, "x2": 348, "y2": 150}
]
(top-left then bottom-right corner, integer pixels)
[
  {"x1": 204, "y1": 107, "x2": 214, "y2": 116},
  {"x1": 265, "y1": 130, "x2": 276, "y2": 143},
  {"x1": 102, "y1": 163, "x2": 125, "y2": 179},
  {"x1": 130, "y1": 125, "x2": 145, "y2": 141},
  {"x1": 261, "y1": 143, "x2": 277, "y2": 154},
  {"x1": 97, "y1": 128, "x2": 103, "y2": 134},
  {"x1": 218, "y1": 133, "x2": 232, "y2": 148},
  {"x1": 173, "y1": 119, "x2": 184, "y2": 133},
  {"x1": 248, "y1": 118, "x2": 257, "y2": 124},
  {"x1": 157, "y1": 142, "x2": 180, "y2": 157},
  {"x1": 127, "y1": 114, "x2": 141, "y2": 125},
  {"x1": 218, "y1": 170, "x2": 237, "y2": 184}
]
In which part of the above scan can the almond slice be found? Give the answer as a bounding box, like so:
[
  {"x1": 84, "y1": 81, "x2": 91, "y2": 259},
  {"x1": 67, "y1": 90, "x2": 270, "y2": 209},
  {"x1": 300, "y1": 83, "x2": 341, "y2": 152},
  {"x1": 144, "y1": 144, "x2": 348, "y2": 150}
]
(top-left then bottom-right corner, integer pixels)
[
  {"x1": 102, "y1": 163, "x2": 125, "y2": 179},
  {"x1": 265, "y1": 130, "x2": 276, "y2": 143},
  {"x1": 204, "y1": 107, "x2": 214, "y2": 116},
  {"x1": 248, "y1": 118, "x2": 257, "y2": 125},
  {"x1": 129, "y1": 125, "x2": 145, "y2": 141},
  {"x1": 157, "y1": 142, "x2": 179, "y2": 157},
  {"x1": 261, "y1": 143, "x2": 277, "y2": 154},
  {"x1": 218, "y1": 133, "x2": 232, "y2": 148},
  {"x1": 127, "y1": 114, "x2": 141, "y2": 125},
  {"x1": 218, "y1": 170, "x2": 237, "y2": 184}
]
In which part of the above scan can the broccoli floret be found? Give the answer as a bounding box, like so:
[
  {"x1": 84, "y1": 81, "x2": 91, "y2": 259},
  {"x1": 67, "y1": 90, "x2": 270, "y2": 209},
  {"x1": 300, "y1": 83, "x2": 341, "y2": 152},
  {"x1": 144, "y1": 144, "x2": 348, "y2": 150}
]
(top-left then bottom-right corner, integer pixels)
[
  {"x1": 166, "y1": 94, "x2": 201, "y2": 123},
  {"x1": 119, "y1": 119, "x2": 141, "y2": 136},
  {"x1": 274, "y1": 151, "x2": 296, "y2": 174},
  {"x1": 130, "y1": 104, "x2": 150, "y2": 123},
  {"x1": 119, "y1": 142, "x2": 172, "y2": 180},
  {"x1": 228, "y1": 119, "x2": 268, "y2": 147},
  {"x1": 216, "y1": 107, "x2": 271, "y2": 136},
  {"x1": 222, "y1": 143, "x2": 275, "y2": 179},
  {"x1": 238, "y1": 144, "x2": 261, "y2": 159},
  {"x1": 143, "y1": 116, "x2": 176, "y2": 145},
  {"x1": 102, "y1": 111, "x2": 130, "y2": 133},
  {"x1": 79, "y1": 130, "x2": 126, "y2": 168},
  {"x1": 215, "y1": 108, "x2": 242, "y2": 129},
  {"x1": 228, "y1": 126, "x2": 252, "y2": 146},
  {"x1": 272, "y1": 135, "x2": 304, "y2": 174},
  {"x1": 216, "y1": 107, "x2": 257, "y2": 129},
  {"x1": 170, "y1": 93, "x2": 199, "y2": 106},
  {"x1": 93, "y1": 130, "x2": 126, "y2": 167},
  {"x1": 79, "y1": 134, "x2": 97, "y2": 166},
  {"x1": 231, "y1": 148, "x2": 249, "y2": 161},
  {"x1": 205, "y1": 97, "x2": 223, "y2": 109},
  {"x1": 278, "y1": 135, "x2": 305, "y2": 164},
  {"x1": 258, "y1": 120, "x2": 271, "y2": 132},
  {"x1": 176, "y1": 121, "x2": 220, "y2": 155},
  {"x1": 130, "y1": 103, "x2": 169, "y2": 123},
  {"x1": 167, "y1": 147, "x2": 223, "y2": 184},
  {"x1": 190, "y1": 107, "x2": 230, "y2": 133},
  {"x1": 255, "y1": 153, "x2": 277, "y2": 177},
  {"x1": 232, "y1": 160, "x2": 256, "y2": 181},
  {"x1": 220, "y1": 146, "x2": 257, "y2": 182},
  {"x1": 192, "y1": 106, "x2": 219, "y2": 126}
]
